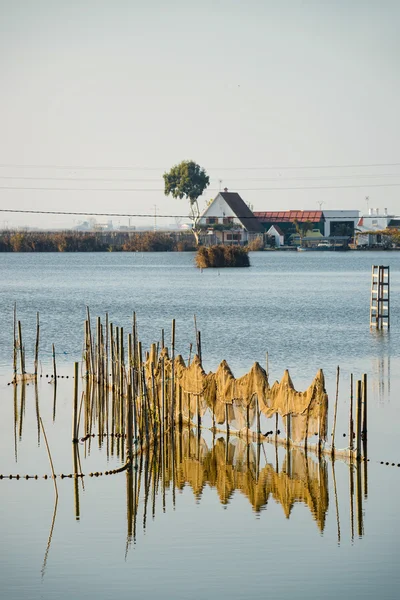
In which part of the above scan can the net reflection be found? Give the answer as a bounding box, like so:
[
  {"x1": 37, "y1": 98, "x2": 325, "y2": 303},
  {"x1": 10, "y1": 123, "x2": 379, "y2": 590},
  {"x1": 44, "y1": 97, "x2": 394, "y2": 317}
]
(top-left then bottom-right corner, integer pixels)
[{"x1": 125, "y1": 430, "x2": 366, "y2": 551}]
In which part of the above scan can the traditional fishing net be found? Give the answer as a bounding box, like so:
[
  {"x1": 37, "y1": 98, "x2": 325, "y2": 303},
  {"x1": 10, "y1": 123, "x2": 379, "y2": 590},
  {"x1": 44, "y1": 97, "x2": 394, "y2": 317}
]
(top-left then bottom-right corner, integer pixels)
[{"x1": 144, "y1": 351, "x2": 328, "y2": 444}]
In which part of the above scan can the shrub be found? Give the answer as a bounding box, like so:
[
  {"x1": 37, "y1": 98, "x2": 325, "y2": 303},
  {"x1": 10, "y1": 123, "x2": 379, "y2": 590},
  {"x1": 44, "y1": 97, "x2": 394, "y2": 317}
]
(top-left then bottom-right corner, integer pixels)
[{"x1": 195, "y1": 245, "x2": 250, "y2": 268}]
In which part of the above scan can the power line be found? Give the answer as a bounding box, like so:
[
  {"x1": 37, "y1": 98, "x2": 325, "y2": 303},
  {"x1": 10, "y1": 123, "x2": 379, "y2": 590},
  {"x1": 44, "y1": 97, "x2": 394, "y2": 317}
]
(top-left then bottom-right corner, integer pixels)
[
  {"x1": 0, "y1": 161, "x2": 400, "y2": 171},
  {"x1": 0, "y1": 209, "x2": 189, "y2": 217},
  {"x1": 1, "y1": 172, "x2": 400, "y2": 183},
  {"x1": 1, "y1": 183, "x2": 400, "y2": 192}
]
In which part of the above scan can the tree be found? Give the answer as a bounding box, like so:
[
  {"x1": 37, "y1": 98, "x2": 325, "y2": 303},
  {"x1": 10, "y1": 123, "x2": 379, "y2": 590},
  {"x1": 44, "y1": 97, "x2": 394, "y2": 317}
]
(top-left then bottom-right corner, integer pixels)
[
  {"x1": 163, "y1": 160, "x2": 210, "y2": 245},
  {"x1": 293, "y1": 219, "x2": 313, "y2": 246}
]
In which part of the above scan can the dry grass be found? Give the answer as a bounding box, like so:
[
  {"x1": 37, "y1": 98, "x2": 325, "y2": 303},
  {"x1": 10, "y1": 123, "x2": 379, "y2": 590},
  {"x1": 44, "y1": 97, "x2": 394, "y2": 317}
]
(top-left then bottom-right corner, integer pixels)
[{"x1": 195, "y1": 245, "x2": 250, "y2": 268}]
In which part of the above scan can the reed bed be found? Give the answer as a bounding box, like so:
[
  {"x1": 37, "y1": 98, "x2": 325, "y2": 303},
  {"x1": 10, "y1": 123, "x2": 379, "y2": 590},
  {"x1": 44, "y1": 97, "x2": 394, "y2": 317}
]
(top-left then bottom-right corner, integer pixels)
[{"x1": 195, "y1": 245, "x2": 250, "y2": 268}]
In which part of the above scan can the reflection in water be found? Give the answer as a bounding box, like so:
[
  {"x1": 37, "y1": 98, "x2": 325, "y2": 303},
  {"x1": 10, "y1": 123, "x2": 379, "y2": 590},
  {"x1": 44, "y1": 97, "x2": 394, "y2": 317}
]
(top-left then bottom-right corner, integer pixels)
[
  {"x1": 9, "y1": 382, "x2": 366, "y2": 564},
  {"x1": 125, "y1": 430, "x2": 366, "y2": 553},
  {"x1": 372, "y1": 355, "x2": 391, "y2": 405}
]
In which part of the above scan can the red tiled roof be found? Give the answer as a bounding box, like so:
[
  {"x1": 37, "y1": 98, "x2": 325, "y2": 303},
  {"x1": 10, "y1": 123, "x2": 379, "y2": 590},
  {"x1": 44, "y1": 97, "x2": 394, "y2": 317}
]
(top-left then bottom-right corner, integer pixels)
[{"x1": 254, "y1": 210, "x2": 323, "y2": 223}]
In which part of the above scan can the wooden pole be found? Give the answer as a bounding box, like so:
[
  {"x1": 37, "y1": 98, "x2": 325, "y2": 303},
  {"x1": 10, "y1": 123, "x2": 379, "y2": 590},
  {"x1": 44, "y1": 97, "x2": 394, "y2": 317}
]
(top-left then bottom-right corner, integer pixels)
[
  {"x1": 13, "y1": 302, "x2": 17, "y2": 379},
  {"x1": 34, "y1": 312, "x2": 40, "y2": 376},
  {"x1": 40, "y1": 417, "x2": 58, "y2": 501},
  {"x1": 161, "y1": 356, "x2": 165, "y2": 435},
  {"x1": 86, "y1": 306, "x2": 95, "y2": 377},
  {"x1": 171, "y1": 319, "x2": 176, "y2": 427},
  {"x1": 355, "y1": 380, "x2": 362, "y2": 459},
  {"x1": 105, "y1": 313, "x2": 109, "y2": 387},
  {"x1": 225, "y1": 403, "x2": 230, "y2": 438},
  {"x1": 349, "y1": 373, "x2": 354, "y2": 452},
  {"x1": 97, "y1": 316, "x2": 101, "y2": 383},
  {"x1": 362, "y1": 373, "x2": 367, "y2": 441},
  {"x1": 197, "y1": 331, "x2": 202, "y2": 366},
  {"x1": 126, "y1": 384, "x2": 133, "y2": 461},
  {"x1": 331, "y1": 366, "x2": 340, "y2": 453},
  {"x1": 52, "y1": 344, "x2": 57, "y2": 382},
  {"x1": 17, "y1": 320, "x2": 24, "y2": 376},
  {"x1": 72, "y1": 362, "x2": 79, "y2": 442}
]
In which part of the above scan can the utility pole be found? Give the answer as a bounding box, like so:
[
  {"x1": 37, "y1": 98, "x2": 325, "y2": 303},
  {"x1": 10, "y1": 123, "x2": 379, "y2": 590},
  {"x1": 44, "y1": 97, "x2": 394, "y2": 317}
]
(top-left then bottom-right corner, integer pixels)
[{"x1": 154, "y1": 205, "x2": 157, "y2": 232}]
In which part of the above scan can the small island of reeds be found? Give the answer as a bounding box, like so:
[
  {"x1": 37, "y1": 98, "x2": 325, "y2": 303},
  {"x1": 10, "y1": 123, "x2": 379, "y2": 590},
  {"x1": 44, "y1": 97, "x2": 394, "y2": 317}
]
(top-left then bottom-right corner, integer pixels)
[{"x1": 195, "y1": 245, "x2": 250, "y2": 268}]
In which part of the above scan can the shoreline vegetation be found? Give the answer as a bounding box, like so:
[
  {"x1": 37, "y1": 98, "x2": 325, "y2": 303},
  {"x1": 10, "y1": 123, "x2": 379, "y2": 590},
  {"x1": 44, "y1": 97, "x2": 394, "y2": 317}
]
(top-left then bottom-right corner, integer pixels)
[
  {"x1": 0, "y1": 230, "x2": 399, "y2": 253},
  {"x1": 0, "y1": 230, "x2": 197, "y2": 252}
]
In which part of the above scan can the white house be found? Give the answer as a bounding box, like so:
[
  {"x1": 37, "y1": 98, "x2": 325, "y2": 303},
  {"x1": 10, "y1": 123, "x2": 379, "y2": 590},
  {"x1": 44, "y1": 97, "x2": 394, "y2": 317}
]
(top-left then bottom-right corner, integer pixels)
[
  {"x1": 198, "y1": 189, "x2": 264, "y2": 245},
  {"x1": 356, "y1": 208, "x2": 399, "y2": 246},
  {"x1": 267, "y1": 225, "x2": 285, "y2": 247}
]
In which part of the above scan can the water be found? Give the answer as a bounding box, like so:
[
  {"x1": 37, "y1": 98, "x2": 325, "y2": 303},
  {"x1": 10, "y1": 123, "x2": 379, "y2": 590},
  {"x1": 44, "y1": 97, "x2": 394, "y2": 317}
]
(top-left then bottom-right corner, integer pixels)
[{"x1": 0, "y1": 251, "x2": 399, "y2": 599}]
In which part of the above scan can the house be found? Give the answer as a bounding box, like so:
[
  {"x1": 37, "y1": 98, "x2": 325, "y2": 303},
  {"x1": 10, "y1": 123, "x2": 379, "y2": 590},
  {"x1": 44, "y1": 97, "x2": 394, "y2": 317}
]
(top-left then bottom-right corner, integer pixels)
[
  {"x1": 266, "y1": 225, "x2": 285, "y2": 247},
  {"x1": 356, "y1": 208, "x2": 399, "y2": 246},
  {"x1": 198, "y1": 189, "x2": 264, "y2": 245}
]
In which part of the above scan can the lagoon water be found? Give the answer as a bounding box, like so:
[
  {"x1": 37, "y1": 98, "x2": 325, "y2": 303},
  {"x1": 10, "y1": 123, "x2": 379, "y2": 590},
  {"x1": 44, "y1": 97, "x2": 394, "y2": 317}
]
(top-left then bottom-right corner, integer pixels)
[{"x1": 0, "y1": 251, "x2": 399, "y2": 599}]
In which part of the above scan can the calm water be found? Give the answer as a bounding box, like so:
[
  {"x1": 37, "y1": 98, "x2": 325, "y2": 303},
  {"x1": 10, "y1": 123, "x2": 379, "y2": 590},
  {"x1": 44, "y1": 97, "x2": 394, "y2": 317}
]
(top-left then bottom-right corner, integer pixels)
[{"x1": 0, "y1": 251, "x2": 399, "y2": 599}]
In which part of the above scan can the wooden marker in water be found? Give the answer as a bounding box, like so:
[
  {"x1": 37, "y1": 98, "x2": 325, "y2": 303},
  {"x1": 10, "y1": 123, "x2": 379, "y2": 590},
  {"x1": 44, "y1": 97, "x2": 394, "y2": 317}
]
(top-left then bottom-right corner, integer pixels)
[
  {"x1": 52, "y1": 344, "x2": 57, "y2": 382},
  {"x1": 72, "y1": 362, "x2": 79, "y2": 442},
  {"x1": 362, "y1": 373, "x2": 367, "y2": 441},
  {"x1": 349, "y1": 374, "x2": 354, "y2": 453},
  {"x1": 34, "y1": 312, "x2": 40, "y2": 377},
  {"x1": 355, "y1": 380, "x2": 362, "y2": 459},
  {"x1": 331, "y1": 366, "x2": 340, "y2": 454}
]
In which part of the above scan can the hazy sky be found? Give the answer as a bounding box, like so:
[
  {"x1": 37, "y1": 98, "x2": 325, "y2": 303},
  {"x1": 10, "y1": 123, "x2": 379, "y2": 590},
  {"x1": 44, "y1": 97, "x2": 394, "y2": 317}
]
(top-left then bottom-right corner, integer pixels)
[{"x1": 1, "y1": 0, "x2": 399, "y2": 229}]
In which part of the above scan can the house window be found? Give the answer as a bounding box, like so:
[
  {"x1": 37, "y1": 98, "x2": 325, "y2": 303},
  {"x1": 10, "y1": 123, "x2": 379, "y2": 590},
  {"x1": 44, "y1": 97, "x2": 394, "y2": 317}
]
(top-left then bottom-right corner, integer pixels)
[
  {"x1": 223, "y1": 216, "x2": 234, "y2": 225},
  {"x1": 206, "y1": 217, "x2": 218, "y2": 225},
  {"x1": 226, "y1": 233, "x2": 241, "y2": 241}
]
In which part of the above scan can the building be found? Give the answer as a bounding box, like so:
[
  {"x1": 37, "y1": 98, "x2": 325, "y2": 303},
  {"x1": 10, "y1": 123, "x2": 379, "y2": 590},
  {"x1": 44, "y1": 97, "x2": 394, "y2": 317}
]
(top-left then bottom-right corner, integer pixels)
[
  {"x1": 323, "y1": 210, "x2": 359, "y2": 237},
  {"x1": 266, "y1": 225, "x2": 285, "y2": 247},
  {"x1": 356, "y1": 208, "x2": 399, "y2": 246},
  {"x1": 254, "y1": 210, "x2": 324, "y2": 244},
  {"x1": 198, "y1": 189, "x2": 264, "y2": 245}
]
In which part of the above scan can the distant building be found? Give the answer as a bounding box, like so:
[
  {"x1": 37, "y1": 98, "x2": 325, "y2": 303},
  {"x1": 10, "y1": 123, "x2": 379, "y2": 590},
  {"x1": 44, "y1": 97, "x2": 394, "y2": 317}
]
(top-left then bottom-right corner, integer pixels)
[
  {"x1": 266, "y1": 225, "x2": 285, "y2": 247},
  {"x1": 323, "y1": 210, "x2": 359, "y2": 237},
  {"x1": 255, "y1": 209, "x2": 359, "y2": 244},
  {"x1": 198, "y1": 189, "x2": 264, "y2": 245},
  {"x1": 357, "y1": 208, "x2": 399, "y2": 246},
  {"x1": 254, "y1": 210, "x2": 324, "y2": 244}
]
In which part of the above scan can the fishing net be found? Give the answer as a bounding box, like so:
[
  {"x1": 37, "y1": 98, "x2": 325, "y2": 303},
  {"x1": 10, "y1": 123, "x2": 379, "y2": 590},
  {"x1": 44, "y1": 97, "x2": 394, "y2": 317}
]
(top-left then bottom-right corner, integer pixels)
[{"x1": 144, "y1": 352, "x2": 328, "y2": 443}]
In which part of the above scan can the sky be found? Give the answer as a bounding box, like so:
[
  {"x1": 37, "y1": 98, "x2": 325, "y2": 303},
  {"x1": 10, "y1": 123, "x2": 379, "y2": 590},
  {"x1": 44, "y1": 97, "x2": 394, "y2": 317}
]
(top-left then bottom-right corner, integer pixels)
[{"x1": 0, "y1": 0, "x2": 399, "y2": 230}]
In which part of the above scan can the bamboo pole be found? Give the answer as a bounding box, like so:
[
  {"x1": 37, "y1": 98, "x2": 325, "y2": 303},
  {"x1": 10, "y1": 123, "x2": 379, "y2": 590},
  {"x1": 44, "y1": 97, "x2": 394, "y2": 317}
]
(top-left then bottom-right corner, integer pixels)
[
  {"x1": 39, "y1": 417, "x2": 58, "y2": 501},
  {"x1": 97, "y1": 316, "x2": 101, "y2": 383},
  {"x1": 331, "y1": 366, "x2": 340, "y2": 453},
  {"x1": 362, "y1": 373, "x2": 367, "y2": 441},
  {"x1": 86, "y1": 306, "x2": 95, "y2": 377},
  {"x1": 256, "y1": 396, "x2": 261, "y2": 438},
  {"x1": 73, "y1": 444, "x2": 80, "y2": 520},
  {"x1": 72, "y1": 362, "x2": 79, "y2": 442},
  {"x1": 197, "y1": 331, "x2": 202, "y2": 365},
  {"x1": 349, "y1": 374, "x2": 354, "y2": 452},
  {"x1": 18, "y1": 320, "x2": 24, "y2": 376},
  {"x1": 161, "y1": 356, "x2": 165, "y2": 435},
  {"x1": 105, "y1": 313, "x2": 109, "y2": 387},
  {"x1": 355, "y1": 380, "x2": 362, "y2": 459},
  {"x1": 34, "y1": 312, "x2": 40, "y2": 376},
  {"x1": 171, "y1": 319, "x2": 176, "y2": 427},
  {"x1": 126, "y1": 384, "x2": 133, "y2": 461},
  {"x1": 52, "y1": 344, "x2": 57, "y2": 382},
  {"x1": 110, "y1": 323, "x2": 115, "y2": 389},
  {"x1": 13, "y1": 303, "x2": 17, "y2": 379}
]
